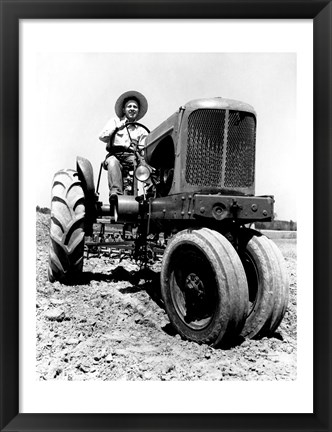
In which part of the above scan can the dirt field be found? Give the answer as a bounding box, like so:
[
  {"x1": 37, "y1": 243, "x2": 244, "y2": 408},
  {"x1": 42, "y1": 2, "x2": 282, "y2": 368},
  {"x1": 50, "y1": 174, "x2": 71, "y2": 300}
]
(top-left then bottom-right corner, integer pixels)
[{"x1": 36, "y1": 212, "x2": 297, "y2": 381}]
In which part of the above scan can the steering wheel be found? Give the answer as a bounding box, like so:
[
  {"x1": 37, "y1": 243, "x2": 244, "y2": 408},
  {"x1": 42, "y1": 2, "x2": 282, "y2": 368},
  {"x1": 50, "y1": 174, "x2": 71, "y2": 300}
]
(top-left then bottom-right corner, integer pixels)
[{"x1": 125, "y1": 122, "x2": 150, "y2": 134}]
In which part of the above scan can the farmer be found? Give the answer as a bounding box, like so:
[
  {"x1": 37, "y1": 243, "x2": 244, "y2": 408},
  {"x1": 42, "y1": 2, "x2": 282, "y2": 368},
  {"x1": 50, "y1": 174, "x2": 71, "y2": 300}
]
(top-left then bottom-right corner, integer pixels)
[{"x1": 99, "y1": 90, "x2": 149, "y2": 206}]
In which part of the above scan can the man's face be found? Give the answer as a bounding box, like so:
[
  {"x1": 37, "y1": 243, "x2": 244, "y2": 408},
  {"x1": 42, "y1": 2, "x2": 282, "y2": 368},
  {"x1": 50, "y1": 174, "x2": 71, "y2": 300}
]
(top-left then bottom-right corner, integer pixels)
[{"x1": 123, "y1": 100, "x2": 139, "y2": 122}]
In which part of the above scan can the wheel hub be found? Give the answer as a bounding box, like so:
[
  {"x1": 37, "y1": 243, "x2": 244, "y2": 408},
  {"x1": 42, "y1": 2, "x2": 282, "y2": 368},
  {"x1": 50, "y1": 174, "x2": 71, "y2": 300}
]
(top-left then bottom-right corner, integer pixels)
[{"x1": 185, "y1": 273, "x2": 204, "y2": 294}]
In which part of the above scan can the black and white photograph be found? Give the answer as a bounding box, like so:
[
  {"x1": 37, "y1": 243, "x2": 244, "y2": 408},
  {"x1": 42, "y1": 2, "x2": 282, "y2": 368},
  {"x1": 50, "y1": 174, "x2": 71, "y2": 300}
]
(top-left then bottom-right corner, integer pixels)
[{"x1": 19, "y1": 19, "x2": 313, "y2": 414}]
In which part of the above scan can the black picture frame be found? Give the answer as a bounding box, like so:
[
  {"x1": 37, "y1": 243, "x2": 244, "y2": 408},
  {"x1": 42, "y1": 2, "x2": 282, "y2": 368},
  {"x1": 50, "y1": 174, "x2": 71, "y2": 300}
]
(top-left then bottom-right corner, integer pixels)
[{"x1": 1, "y1": 1, "x2": 331, "y2": 431}]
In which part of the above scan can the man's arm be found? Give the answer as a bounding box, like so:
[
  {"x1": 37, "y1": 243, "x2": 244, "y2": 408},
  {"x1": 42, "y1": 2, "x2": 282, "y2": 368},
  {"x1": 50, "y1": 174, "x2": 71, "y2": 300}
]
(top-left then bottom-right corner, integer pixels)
[
  {"x1": 137, "y1": 128, "x2": 149, "y2": 151},
  {"x1": 99, "y1": 118, "x2": 126, "y2": 143}
]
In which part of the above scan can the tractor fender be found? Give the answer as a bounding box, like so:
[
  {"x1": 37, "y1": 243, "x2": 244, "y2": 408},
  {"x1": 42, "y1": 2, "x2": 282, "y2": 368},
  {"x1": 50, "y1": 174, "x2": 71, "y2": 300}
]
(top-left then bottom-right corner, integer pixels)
[
  {"x1": 76, "y1": 156, "x2": 95, "y2": 194},
  {"x1": 76, "y1": 156, "x2": 97, "y2": 235}
]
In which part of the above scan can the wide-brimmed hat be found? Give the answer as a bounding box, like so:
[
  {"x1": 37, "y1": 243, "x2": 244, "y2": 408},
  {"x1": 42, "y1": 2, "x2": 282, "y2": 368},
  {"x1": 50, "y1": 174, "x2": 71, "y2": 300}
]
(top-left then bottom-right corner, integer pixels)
[{"x1": 114, "y1": 90, "x2": 148, "y2": 121}]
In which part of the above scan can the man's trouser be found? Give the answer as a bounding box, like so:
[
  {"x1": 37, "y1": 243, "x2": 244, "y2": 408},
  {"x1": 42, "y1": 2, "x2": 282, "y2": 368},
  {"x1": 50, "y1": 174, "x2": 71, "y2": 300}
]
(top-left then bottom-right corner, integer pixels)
[{"x1": 103, "y1": 153, "x2": 136, "y2": 196}]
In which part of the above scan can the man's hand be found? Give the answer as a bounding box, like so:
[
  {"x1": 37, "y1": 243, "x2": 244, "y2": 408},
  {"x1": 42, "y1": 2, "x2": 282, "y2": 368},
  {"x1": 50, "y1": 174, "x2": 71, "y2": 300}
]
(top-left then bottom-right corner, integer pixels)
[
  {"x1": 116, "y1": 119, "x2": 127, "y2": 131},
  {"x1": 128, "y1": 139, "x2": 138, "y2": 153}
]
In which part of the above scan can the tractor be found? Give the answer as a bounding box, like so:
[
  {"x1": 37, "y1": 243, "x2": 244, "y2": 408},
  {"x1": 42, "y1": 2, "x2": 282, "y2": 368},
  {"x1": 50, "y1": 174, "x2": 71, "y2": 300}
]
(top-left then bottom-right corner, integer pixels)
[{"x1": 48, "y1": 97, "x2": 289, "y2": 347}]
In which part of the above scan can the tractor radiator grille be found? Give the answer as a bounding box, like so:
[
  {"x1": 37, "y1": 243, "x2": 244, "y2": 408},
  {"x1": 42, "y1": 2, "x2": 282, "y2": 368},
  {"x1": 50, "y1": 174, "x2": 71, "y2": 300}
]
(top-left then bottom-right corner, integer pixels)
[
  {"x1": 224, "y1": 111, "x2": 256, "y2": 188},
  {"x1": 186, "y1": 109, "x2": 256, "y2": 189},
  {"x1": 186, "y1": 109, "x2": 225, "y2": 187}
]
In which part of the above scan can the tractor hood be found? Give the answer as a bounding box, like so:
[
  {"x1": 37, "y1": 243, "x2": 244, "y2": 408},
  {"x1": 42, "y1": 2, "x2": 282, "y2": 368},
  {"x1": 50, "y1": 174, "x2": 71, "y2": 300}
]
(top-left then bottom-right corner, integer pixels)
[{"x1": 183, "y1": 97, "x2": 256, "y2": 115}]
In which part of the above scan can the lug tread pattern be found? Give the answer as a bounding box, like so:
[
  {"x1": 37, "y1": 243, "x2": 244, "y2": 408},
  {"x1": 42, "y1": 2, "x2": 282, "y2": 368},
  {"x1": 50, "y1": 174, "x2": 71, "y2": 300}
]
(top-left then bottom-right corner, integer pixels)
[{"x1": 48, "y1": 169, "x2": 85, "y2": 282}]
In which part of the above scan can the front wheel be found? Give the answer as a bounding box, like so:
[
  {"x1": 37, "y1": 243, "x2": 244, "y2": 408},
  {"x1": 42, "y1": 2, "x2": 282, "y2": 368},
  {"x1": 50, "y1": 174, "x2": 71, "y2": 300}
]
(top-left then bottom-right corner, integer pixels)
[
  {"x1": 48, "y1": 169, "x2": 85, "y2": 283},
  {"x1": 160, "y1": 228, "x2": 248, "y2": 346},
  {"x1": 238, "y1": 229, "x2": 289, "y2": 339}
]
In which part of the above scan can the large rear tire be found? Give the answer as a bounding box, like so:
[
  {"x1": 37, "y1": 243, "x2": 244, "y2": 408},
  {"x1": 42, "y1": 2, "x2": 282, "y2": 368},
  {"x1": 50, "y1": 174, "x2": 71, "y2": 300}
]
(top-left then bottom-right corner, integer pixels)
[
  {"x1": 238, "y1": 229, "x2": 289, "y2": 339},
  {"x1": 48, "y1": 169, "x2": 85, "y2": 283},
  {"x1": 161, "y1": 228, "x2": 248, "y2": 346}
]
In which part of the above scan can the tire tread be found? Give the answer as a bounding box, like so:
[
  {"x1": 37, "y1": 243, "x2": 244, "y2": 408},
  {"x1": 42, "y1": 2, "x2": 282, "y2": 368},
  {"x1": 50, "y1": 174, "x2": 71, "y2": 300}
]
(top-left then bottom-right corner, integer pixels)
[{"x1": 48, "y1": 169, "x2": 85, "y2": 282}]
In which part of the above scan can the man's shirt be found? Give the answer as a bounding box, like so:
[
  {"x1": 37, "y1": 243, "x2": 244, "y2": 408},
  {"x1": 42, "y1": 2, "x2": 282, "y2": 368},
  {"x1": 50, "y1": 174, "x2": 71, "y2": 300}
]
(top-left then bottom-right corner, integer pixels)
[{"x1": 99, "y1": 117, "x2": 148, "y2": 153}]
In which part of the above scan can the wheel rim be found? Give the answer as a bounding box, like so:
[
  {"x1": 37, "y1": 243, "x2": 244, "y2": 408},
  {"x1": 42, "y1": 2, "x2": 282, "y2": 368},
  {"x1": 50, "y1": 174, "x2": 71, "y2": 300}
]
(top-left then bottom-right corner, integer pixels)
[
  {"x1": 169, "y1": 245, "x2": 217, "y2": 330},
  {"x1": 241, "y1": 251, "x2": 259, "y2": 316}
]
